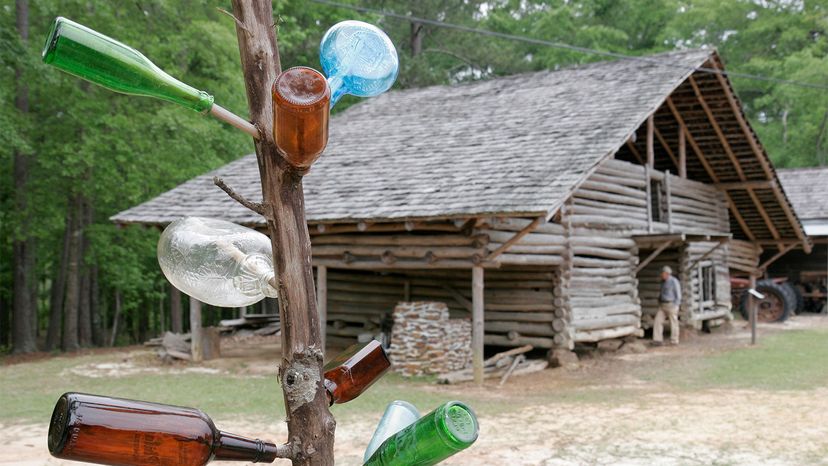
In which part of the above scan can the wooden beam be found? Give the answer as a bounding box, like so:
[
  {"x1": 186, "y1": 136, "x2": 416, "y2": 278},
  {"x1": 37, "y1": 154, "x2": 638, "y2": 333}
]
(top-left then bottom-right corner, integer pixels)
[
  {"x1": 758, "y1": 242, "x2": 799, "y2": 272},
  {"x1": 486, "y1": 216, "x2": 544, "y2": 261},
  {"x1": 635, "y1": 240, "x2": 674, "y2": 274},
  {"x1": 665, "y1": 170, "x2": 673, "y2": 233},
  {"x1": 689, "y1": 76, "x2": 782, "y2": 248},
  {"x1": 645, "y1": 165, "x2": 653, "y2": 233},
  {"x1": 724, "y1": 192, "x2": 757, "y2": 242},
  {"x1": 442, "y1": 284, "x2": 473, "y2": 312},
  {"x1": 189, "y1": 297, "x2": 203, "y2": 362},
  {"x1": 709, "y1": 59, "x2": 812, "y2": 253},
  {"x1": 688, "y1": 75, "x2": 747, "y2": 181},
  {"x1": 317, "y1": 265, "x2": 327, "y2": 352},
  {"x1": 646, "y1": 114, "x2": 655, "y2": 168},
  {"x1": 678, "y1": 127, "x2": 687, "y2": 178},
  {"x1": 715, "y1": 180, "x2": 777, "y2": 190},
  {"x1": 472, "y1": 266, "x2": 485, "y2": 386},
  {"x1": 687, "y1": 241, "x2": 726, "y2": 270},
  {"x1": 653, "y1": 126, "x2": 679, "y2": 169},
  {"x1": 666, "y1": 97, "x2": 759, "y2": 242},
  {"x1": 625, "y1": 140, "x2": 645, "y2": 165}
]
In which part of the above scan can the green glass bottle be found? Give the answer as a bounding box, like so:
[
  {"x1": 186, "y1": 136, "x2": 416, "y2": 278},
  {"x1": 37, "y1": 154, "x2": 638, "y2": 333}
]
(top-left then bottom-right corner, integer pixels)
[
  {"x1": 42, "y1": 17, "x2": 214, "y2": 113},
  {"x1": 363, "y1": 401, "x2": 479, "y2": 466}
]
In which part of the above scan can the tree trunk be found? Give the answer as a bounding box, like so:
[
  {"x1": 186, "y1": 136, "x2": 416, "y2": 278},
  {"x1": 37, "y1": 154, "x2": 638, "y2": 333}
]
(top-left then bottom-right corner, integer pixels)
[
  {"x1": 46, "y1": 209, "x2": 72, "y2": 350},
  {"x1": 169, "y1": 283, "x2": 182, "y2": 333},
  {"x1": 410, "y1": 21, "x2": 424, "y2": 56},
  {"x1": 12, "y1": 0, "x2": 37, "y2": 354},
  {"x1": 91, "y1": 266, "x2": 103, "y2": 346},
  {"x1": 230, "y1": 2, "x2": 334, "y2": 463},
  {"x1": 109, "y1": 289, "x2": 121, "y2": 347},
  {"x1": 0, "y1": 294, "x2": 9, "y2": 347},
  {"x1": 62, "y1": 196, "x2": 82, "y2": 352},
  {"x1": 78, "y1": 199, "x2": 93, "y2": 347}
]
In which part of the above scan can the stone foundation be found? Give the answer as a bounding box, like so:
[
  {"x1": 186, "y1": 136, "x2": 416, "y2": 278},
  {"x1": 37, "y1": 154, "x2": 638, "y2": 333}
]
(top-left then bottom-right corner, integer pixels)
[{"x1": 387, "y1": 301, "x2": 472, "y2": 376}]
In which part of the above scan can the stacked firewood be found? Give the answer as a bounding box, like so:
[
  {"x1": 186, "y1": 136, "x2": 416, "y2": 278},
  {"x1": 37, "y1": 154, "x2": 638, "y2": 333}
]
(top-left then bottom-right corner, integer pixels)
[{"x1": 437, "y1": 345, "x2": 547, "y2": 385}]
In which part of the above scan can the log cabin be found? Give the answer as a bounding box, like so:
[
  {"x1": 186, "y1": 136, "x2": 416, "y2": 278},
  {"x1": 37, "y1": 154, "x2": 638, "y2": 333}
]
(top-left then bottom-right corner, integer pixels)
[{"x1": 113, "y1": 49, "x2": 809, "y2": 365}]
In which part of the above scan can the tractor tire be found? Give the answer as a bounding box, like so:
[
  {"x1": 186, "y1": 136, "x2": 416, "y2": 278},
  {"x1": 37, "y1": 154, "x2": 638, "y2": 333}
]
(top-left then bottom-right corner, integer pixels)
[
  {"x1": 786, "y1": 283, "x2": 805, "y2": 315},
  {"x1": 739, "y1": 280, "x2": 792, "y2": 323},
  {"x1": 775, "y1": 281, "x2": 798, "y2": 315}
]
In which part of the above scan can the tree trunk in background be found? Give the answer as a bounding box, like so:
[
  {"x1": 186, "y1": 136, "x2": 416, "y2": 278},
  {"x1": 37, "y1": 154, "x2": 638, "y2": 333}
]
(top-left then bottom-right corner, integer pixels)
[
  {"x1": 91, "y1": 266, "x2": 103, "y2": 345},
  {"x1": 78, "y1": 199, "x2": 93, "y2": 347},
  {"x1": 62, "y1": 196, "x2": 82, "y2": 351},
  {"x1": 0, "y1": 295, "x2": 9, "y2": 347},
  {"x1": 109, "y1": 290, "x2": 122, "y2": 347},
  {"x1": 410, "y1": 21, "x2": 424, "y2": 56},
  {"x1": 12, "y1": 0, "x2": 37, "y2": 354},
  {"x1": 46, "y1": 210, "x2": 72, "y2": 350},
  {"x1": 169, "y1": 284, "x2": 182, "y2": 333}
]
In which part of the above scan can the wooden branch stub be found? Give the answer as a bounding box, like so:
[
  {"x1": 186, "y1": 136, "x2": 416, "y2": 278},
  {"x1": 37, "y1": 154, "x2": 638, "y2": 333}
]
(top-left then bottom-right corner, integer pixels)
[{"x1": 213, "y1": 176, "x2": 264, "y2": 215}]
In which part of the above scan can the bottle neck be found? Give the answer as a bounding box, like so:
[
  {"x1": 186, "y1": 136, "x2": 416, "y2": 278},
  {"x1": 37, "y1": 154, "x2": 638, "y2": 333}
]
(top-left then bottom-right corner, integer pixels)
[{"x1": 214, "y1": 431, "x2": 279, "y2": 463}]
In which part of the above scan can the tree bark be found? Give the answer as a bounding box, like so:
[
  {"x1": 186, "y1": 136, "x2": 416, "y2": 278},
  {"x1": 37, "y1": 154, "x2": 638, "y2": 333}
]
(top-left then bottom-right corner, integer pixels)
[
  {"x1": 410, "y1": 21, "x2": 424, "y2": 56},
  {"x1": 109, "y1": 289, "x2": 122, "y2": 347},
  {"x1": 12, "y1": 0, "x2": 37, "y2": 354},
  {"x1": 169, "y1": 283, "x2": 182, "y2": 333},
  {"x1": 46, "y1": 210, "x2": 72, "y2": 350},
  {"x1": 91, "y1": 266, "x2": 103, "y2": 346},
  {"x1": 230, "y1": 2, "x2": 334, "y2": 463},
  {"x1": 62, "y1": 196, "x2": 82, "y2": 352},
  {"x1": 78, "y1": 199, "x2": 93, "y2": 347}
]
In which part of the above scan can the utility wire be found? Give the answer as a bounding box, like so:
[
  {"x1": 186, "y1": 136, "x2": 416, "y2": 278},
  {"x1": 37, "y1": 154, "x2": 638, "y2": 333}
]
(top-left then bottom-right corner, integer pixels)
[{"x1": 309, "y1": 0, "x2": 828, "y2": 91}]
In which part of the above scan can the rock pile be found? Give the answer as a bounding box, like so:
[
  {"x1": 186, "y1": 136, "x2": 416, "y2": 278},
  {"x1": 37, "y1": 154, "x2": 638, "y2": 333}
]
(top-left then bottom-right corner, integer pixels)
[{"x1": 387, "y1": 301, "x2": 472, "y2": 376}]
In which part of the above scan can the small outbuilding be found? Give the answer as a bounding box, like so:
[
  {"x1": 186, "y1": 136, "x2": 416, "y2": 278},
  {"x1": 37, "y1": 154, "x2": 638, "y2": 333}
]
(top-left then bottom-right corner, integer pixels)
[
  {"x1": 770, "y1": 167, "x2": 828, "y2": 312},
  {"x1": 113, "y1": 49, "x2": 809, "y2": 359}
]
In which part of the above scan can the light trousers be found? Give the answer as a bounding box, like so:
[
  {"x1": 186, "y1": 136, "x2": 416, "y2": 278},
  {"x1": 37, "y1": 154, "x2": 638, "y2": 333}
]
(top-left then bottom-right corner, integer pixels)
[{"x1": 654, "y1": 302, "x2": 679, "y2": 344}]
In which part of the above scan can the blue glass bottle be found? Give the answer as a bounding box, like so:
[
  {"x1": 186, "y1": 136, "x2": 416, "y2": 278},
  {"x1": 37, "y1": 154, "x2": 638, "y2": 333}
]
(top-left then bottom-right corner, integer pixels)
[{"x1": 319, "y1": 20, "x2": 399, "y2": 108}]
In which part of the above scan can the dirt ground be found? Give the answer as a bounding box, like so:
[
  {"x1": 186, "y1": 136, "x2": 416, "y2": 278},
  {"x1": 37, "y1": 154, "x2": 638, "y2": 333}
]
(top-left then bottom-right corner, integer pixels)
[{"x1": 4, "y1": 316, "x2": 828, "y2": 466}]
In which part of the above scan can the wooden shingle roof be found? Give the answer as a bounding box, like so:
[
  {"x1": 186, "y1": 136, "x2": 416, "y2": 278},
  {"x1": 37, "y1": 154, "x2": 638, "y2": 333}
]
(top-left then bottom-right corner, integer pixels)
[
  {"x1": 112, "y1": 49, "x2": 711, "y2": 225},
  {"x1": 111, "y1": 49, "x2": 808, "y2": 248},
  {"x1": 778, "y1": 167, "x2": 828, "y2": 221}
]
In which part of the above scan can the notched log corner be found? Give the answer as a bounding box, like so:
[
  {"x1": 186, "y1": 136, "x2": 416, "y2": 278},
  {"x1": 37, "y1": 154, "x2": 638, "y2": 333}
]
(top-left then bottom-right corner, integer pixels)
[{"x1": 281, "y1": 348, "x2": 324, "y2": 413}]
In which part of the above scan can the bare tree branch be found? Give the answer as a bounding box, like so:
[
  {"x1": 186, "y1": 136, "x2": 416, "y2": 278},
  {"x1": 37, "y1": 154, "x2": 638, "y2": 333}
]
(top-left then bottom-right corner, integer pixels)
[{"x1": 213, "y1": 176, "x2": 264, "y2": 215}]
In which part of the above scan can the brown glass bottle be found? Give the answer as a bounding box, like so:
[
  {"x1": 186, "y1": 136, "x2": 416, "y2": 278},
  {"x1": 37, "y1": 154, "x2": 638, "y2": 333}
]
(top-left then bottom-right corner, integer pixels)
[
  {"x1": 48, "y1": 393, "x2": 280, "y2": 466},
  {"x1": 323, "y1": 340, "x2": 391, "y2": 405},
  {"x1": 272, "y1": 66, "x2": 330, "y2": 170}
]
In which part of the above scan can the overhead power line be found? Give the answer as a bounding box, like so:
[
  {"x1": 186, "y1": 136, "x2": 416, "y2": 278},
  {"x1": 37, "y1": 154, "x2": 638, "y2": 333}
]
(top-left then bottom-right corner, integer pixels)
[{"x1": 309, "y1": 0, "x2": 828, "y2": 91}]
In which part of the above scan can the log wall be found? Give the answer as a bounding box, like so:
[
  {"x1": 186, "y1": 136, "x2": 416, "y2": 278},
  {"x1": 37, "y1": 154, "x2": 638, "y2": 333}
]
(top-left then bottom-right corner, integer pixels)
[
  {"x1": 728, "y1": 239, "x2": 762, "y2": 275},
  {"x1": 320, "y1": 267, "x2": 561, "y2": 349}
]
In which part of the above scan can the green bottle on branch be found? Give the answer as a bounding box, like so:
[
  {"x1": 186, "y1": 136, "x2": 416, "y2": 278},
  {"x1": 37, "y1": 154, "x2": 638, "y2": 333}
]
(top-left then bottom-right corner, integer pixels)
[
  {"x1": 363, "y1": 401, "x2": 479, "y2": 466},
  {"x1": 42, "y1": 17, "x2": 258, "y2": 137}
]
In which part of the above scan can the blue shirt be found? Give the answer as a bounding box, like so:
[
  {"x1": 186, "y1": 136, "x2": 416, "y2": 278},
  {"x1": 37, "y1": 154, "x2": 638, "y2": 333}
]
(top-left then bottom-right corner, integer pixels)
[{"x1": 660, "y1": 275, "x2": 681, "y2": 304}]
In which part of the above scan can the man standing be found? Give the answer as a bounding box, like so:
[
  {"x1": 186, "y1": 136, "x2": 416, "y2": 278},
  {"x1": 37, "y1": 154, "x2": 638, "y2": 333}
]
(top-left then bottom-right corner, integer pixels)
[{"x1": 654, "y1": 265, "x2": 681, "y2": 346}]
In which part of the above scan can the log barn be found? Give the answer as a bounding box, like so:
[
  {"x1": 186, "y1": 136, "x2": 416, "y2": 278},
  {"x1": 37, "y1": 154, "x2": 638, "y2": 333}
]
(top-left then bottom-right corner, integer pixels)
[{"x1": 113, "y1": 49, "x2": 809, "y2": 364}]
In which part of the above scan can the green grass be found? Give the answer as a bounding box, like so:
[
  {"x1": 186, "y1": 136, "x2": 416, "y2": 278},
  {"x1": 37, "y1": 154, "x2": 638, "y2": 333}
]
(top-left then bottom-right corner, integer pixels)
[{"x1": 640, "y1": 329, "x2": 828, "y2": 390}]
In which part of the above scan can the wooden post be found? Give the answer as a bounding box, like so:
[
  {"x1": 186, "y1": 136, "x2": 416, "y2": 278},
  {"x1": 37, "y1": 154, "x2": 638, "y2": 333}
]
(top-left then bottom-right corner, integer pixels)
[
  {"x1": 678, "y1": 129, "x2": 687, "y2": 179},
  {"x1": 230, "y1": 2, "x2": 334, "y2": 463},
  {"x1": 665, "y1": 170, "x2": 673, "y2": 232},
  {"x1": 317, "y1": 265, "x2": 327, "y2": 354},
  {"x1": 189, "y1": 297, "x2": 203, "y2": 362},
  {"x1": 472, "y1": 266, "x2": 485, "y2": 385},
  {"x1": 749, "y1": 274, "x2": 757, "y2": 345},
  {"x1": 645, "y1": 165, "x2": 653, "y2": 233},
  {"x1": 646, "y1": 114, "x2": 654, "y2": 168}
]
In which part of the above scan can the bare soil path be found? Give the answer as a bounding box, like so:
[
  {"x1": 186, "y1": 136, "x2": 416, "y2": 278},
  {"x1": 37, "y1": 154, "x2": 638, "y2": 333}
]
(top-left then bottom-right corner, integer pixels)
[{"x1": 4, "y1": 316, "x2": 828, "y2": 465}]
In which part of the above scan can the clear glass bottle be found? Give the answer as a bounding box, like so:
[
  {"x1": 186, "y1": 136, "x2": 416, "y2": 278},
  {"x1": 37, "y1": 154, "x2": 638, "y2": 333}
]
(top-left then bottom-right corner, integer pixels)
[
  {"x1": 364, "y1": 400, "x2": 421, "y2": 462},
  {"x1": 157, "y1": 217, "x2": 278, "y2": 308},
  {"x1": 324, "y1": 340, "x2": 391, "y2": 405},
  {"x1": 363, "y1": 401, "x2": 479, "y2": 466},
  {"x1": 272, "y1": 66, "x2": 330, "y2": 170},
  {"x1": 42, "y1": 17, "x2": 214, "y2": 112},
  {"x1": 48, "y1": 393, "x2": 280, "y2": 465},
  {"x1": 319, "y1": 20, "x2": 399, "y2": 108}
]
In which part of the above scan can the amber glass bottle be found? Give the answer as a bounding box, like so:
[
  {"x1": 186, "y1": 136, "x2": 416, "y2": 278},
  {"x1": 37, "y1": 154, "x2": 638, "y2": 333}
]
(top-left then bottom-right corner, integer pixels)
[
  {"x1": 272, "y1": 66, "x2": 330, "y2": 170},
  {"x1": 48, "y1": 393, "x2": 280, "y2": 466},
  {"x1": 323, "y1": 340, "x2": 390, "y2": 405}
]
